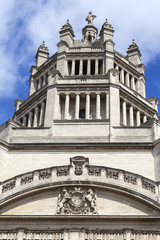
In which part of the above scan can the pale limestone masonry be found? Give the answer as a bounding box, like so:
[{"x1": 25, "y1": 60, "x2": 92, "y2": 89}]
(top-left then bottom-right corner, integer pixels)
[{"x1": 0, "y1": 12, "x2": 160, "y2": 238}]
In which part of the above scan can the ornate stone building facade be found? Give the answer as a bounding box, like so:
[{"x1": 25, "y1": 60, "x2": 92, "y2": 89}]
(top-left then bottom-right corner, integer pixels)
[{"x1": 0, "y1": 12, "x2": 160, "y2": 239}]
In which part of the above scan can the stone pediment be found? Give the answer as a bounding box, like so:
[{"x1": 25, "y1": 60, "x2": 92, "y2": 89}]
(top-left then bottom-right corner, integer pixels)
[{"x1": 0, "y1": 156, "x2": 160, "y2": 215}]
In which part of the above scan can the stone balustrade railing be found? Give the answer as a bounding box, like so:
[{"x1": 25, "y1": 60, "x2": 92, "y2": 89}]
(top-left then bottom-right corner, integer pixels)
[
  {"x1": 0, "y1": 229, "x2": 160, "y2": 240},
  {"x1": 0, "y1": 162, "x2": 159, "y2": 205}
]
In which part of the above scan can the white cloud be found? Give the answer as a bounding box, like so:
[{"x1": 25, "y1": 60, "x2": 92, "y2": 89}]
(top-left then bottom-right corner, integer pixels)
[{"x1": 0, "y1": 0, "x2": 160, "y2": 98}]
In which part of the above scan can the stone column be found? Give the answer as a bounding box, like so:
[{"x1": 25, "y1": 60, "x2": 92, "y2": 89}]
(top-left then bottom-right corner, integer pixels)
[
  {"x1": 106, "y1": 92, "x2": 109, "y2": 119},
  {"x1": 129, "y1": 105, "x2": 134, "y2": 126},
  {"x1": 43, "y1": 73, "x2": 47, "y2": 85},
  {"x1": 87, "y1": 59, "x2": 91, "y2": 75},
  {"x1": 39, "y1": 101, "x2": 45, "y2": 126},
  {"x1": 143, "y1": 115, "x2": 147, "y2": 123},
  {"x1": 122, "y1": 100, "x2": 127, "y2": 126},
  {"x1": 37, "y1": 80, "x2": 40, "y2": 90},
  {"x1": 131, "y1": 76, "x2": 135, "y2": 90},
  {"x1": 17, "y1": 230, "x2": 25, "y2": 240},
  {"x1": 136, "y1": 110, "x2": 141, "y2": 126},
  {"x1": 86, "y1": 93, "x2": 90, "y2": 119},
  {"x1": 71, "y1": 60, "x2": 75, "y2": 75},
  {"x1": 120, "y1": 69, "x2": 124, "y2": 84},
  {"x1": 126, "y1": 72, "x2": 129, "y2": 87},
  {"x1": 23, "y1": 116, "x2": 27, "y2": 127},
  {"x1": 39, "y1": 77, "x2": 42, "y2": 88},
  {"x1": 79, "y1": 59, "x2": 83, "y2": 75},
  {"x1": 75, "y1": 93, "x2": 80, "y2": 119},
  {"x1": 102, "y1": 60, "x2": 104, "y2": 74},
  {"x1": 28, "y1": 111, "x2": 33, "y2": 127},
  {"x1": 95, "y1": 59, "x2": 98, "y2": 75},
  {"x1": 96, "y1": 93, "x2": 101, "y2": 119},
  {"x1": 33, "y1": 106, "x2": 39, "y2": 127},
  {"x1": 115, "y1": 65, "x2": 119, "y2": 70},
  {"x1": 64, "y1": 93, "x2": 70, "y2": 119},
  {"x1": 125, "y1": 230, "x2": 131, "y2": 240}
]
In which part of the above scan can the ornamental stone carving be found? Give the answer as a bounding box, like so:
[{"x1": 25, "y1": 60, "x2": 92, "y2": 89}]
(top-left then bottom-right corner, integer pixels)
[
  {"x1": 106, "y1": 170, "x2": 119, "y2": 180},
  {"x1": 2, "y1": 180, "x2": 16, "y2": 193},
  {"x1": 88, "y1": 166, "x2": 101, "y2": 176},
  {"x1": 142, "y1": 179, "x2": 156, "y2": 193},
  {"x1": 39, "y1": 170, "x2": 51, "y2": 180},
  {"x1": 56, "y1": 187, "x2": 97, "y2": 215},
  {"x1": 56, "y1": 166, "x2": 70, "y2": 176},
  {"x1": 21, "y1": 174, "x2": 33, "y2": 185},
  {"x1": 70, "y1": 156, "x2": 89, "y2": 176}
]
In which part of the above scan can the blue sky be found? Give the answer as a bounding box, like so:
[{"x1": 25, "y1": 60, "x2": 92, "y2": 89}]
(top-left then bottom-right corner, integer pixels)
[{"x1": 0, "y1": 0, "x2": 160, "y2": 126}]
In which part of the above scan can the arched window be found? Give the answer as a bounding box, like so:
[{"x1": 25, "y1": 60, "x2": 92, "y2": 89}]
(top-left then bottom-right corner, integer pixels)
[{"x1": 79, "y1": 109, "x2": 85, "y2": 119}]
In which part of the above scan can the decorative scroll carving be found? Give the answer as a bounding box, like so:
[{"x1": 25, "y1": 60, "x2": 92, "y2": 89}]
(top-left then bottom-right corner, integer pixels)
[
  {"x1": 57, "y1": 187, "x2": 97, "y2": 215},
  {"x1": 106, "y1": 170, "x2": 119, "y2": 180},
  {"x1": 88, "y1": 167, "x2": 101, "y2": 176},
  {"x1": 124, "y1": 175, "x2": 137, "y2": 185},
  {"x1": 2, "y1": 180, "x2": 16, "y2": 193},
  {"x1": 39, "y1": 170, "x2": 51, "y2": 180},
  {"x1": 142, "y1": 180, "x2": 156, "y2": 193},
  {"x1": 21, "y1": 174, "x2": 33, "y2": 185},
  {"x1": 56, "y1": 166, "x2": 70, "y2": 177}
]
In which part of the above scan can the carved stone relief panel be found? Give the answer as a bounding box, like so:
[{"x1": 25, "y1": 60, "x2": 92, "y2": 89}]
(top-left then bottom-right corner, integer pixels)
[
  {"x1": 56, "y1": 187, "x2": 97, "y2": 215},
  {"x1": 56, "y1": 166, "x2": 70, "y2": 176},
  {"x1": 70, "y1": 156, "x2": 89, "y2": 176},
  {"x1": 2, "y1": 180, "x2": 16, "y2": 193}
]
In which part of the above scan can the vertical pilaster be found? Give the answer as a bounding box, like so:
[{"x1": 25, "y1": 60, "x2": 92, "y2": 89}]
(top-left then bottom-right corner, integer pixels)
[
  {"x1": 87, "y1": 59, "x2": 91, "y2": 75},
  {"x1": 115, "y1": 65, "x2": 119, "y2": 70},
  {"x1": 28, "y1": 111, "x2": 33, "y2": 127},
  {"x1": 33, "y1": 106, "x2": 39, "y2": 127},
  {"x1": 23, "y1": 116, "x2": 27, "y2": 127},
  {"x1": 95, "y1": 59, "x2": 98, "y2": 75},
  {"x1": 79, "y1": 59, "x2": 83, "y2": 75},
  {"x1": 125, "y1": 230, "x2": 131, "y2": 240},
  {"x1": 37, "y1": 79, "x2": 40, "y2": 90},
  {"x1": 17, "y1": 230, "x2": 25, "y2": 240},
  {"x1": 39, "y1": 101, "x2": 45, "y2": 126},
  {"x1": 106, "y1": 92, "x2": 109, "y2": 119},
  {"x1": 131, "y1": 76, "x2": 135, "y2": 90},
  {"x1": 143, "y1": 115, "x2": 147, "y2": 123},
  {"x1": 75, "y1": 93, "x2": 80, "y2": 119},
  {"x1": 129, "y1": 105, "x2": 134, "y2": 126},
  {"x1": 109, "y1": 69, "x2": 120, "y2": 127},
  {"x1": 122, "y1": 100, "x2": 127, "y2": 126},
  {"x1": 71, "y1": 60, "x2": 75, "y2": 75},
  {"x1": 126, "y1": 72, "x2": 129, "y2": 87},
  {"x1": 29, "y1": 76, "x2": 35, "y2": 96},
  {"x1": 96, "y1": 93, "x2": 101, "y2": 119},
  {"x1": 120, "y1": 69, "x2": 124, "y2": 84},
  {"x1": 136, "y1": 110, "x2": 141, "y2": 126},
  {"x1": 65, "y1": 93, "x2": 70, "y2": 119},
  {"x1": 86, "y1": 93, "x2": 90, "y2": 119}
]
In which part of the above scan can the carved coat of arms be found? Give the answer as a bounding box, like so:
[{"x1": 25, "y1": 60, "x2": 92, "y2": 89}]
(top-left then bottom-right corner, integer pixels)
[{"x1": 57, "y1": 187, "x2": 97, "y2": 215}]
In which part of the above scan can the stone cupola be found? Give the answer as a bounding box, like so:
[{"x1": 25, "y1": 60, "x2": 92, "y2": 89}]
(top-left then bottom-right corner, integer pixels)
[
  {"x1": 59, "y1": 20, "x2": 75, "y2": 46},
  {"x1": 126, "y1": 39, "x2": 141, "y2": 65},
  {"x1": 82, "y1": 11, "x2": 98, "y2": 43},
  {"x1": 35, "y1": 41, "x2": 49, "y2": 68},
  {"x1": 99, "y1": 19, "x2": 114, "y2": 42}
]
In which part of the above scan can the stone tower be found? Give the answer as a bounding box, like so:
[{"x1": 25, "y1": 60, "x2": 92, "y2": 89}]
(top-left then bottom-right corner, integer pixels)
[{"x1": 0, "y1": 12, "x2": 160, "y2": 239}]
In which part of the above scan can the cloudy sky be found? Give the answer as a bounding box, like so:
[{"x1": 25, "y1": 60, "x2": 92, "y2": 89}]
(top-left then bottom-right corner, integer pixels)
[{"x1": 0, "y1": 0, "x2": 160, "y2": 125}]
